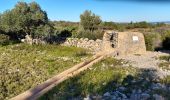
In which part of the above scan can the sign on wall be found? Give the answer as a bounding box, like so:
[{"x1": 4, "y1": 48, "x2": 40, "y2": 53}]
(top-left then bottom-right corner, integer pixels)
[{"x1": 132, "y1": 36, "x2": 139, "y2": 42}]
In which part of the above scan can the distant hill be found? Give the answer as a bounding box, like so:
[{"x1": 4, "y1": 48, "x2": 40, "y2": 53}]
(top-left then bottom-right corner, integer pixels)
[{"x1": 150, "y1": 21, "x2": 170, "y2": 24}]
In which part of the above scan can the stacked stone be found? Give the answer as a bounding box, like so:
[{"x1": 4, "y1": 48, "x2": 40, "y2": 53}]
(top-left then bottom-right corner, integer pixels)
[
  {"x1": 62, "y1": 38, "x2": 103, "y2": 53},
  {"x1": 21, "y1": 35, "x2": 46, "y2": 45}
]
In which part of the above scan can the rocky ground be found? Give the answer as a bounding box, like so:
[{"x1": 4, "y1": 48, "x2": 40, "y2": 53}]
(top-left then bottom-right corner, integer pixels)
[
  {"x1": 116, "y1": 51, "x2": 170, "y2": 78},
  {"x1": 40, "y1": 51, "x2": 170, "y2": 100},
  {"x1": 83, "y1": 51, "x2": 170, "y2": 100},
  {"x1": 84, "y1": 82, "x2": 170, "y2": 100}
]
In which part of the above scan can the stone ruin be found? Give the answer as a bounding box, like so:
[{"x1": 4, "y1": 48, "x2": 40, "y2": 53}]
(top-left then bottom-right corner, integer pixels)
[
  {"x1": 62, "y1": 30, "x2": 146, "y2": 55},
  {"x1": 103, "y1": 30, "x2": 146, "y2": 55},
  {"x1": 21, "y1": 31, "x2": 146, "y2": 55}
]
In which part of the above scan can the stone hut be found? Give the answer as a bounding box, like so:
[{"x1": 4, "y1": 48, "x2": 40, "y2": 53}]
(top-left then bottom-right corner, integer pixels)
[{"x1": 103, "y1": 31, "x2": 146, "y2": 55}]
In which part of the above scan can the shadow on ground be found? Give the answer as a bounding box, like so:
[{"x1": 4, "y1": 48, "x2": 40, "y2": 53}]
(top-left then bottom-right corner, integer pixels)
[{"x1": 39, "y1": 65, "x2": 170, "y2": 100}]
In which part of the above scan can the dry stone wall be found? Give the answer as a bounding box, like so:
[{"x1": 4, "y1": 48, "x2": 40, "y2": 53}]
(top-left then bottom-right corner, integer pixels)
[
  {"x1": 62, "y1": 38, "x2": 103, "y2": 52},
  {"x1": 21, "y1": 31, "x2": 146, "y2": 55}
]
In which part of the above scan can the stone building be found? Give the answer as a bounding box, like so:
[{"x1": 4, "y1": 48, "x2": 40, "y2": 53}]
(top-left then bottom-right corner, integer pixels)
[{"x1": 103, "y1": 31, "x2": 146, "y2": 55}]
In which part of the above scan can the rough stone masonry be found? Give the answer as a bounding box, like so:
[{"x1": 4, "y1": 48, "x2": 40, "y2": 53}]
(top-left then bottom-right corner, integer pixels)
[
  {"x1": 63, "y1": 31, "x2": 146, "y2": 55},
  {"x1": 22, "y1": 31, "x2": 146, "y2": 55},
  {"x1": 102, "y1": 31, "x2": 146, "y2": 55}
]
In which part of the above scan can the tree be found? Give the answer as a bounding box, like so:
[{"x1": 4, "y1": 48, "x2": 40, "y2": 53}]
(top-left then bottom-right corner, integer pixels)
[
  {"x1": 80, "y1": 10, "x2": 101, "y2": 32},
  {"x1": 0, "y1": 1, "x2": 53, "y2": 39}
]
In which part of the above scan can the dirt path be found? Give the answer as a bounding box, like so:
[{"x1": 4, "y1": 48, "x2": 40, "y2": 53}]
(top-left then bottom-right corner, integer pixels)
[{"x1": 116, "y1": 51, "x2": 170, "y2": 78}]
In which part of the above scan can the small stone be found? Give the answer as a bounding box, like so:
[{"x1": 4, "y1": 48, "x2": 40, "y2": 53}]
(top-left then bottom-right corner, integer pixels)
[
  {"x1": 92, "y1": 95, "x2": 102, "y2": 99},
  {"x1": 152, "y1": 83, "x2": 166, "y2": 90},
  {"x1": 103, "y1": 92, "x2": 111, "y2": 97},
  {"x1": 153, "y1": 94, "x2": 165, "y2": 100},
  {"x1": 118, "y1": 86, "x2": 126, "y2": 91},
  {"x1": 102, "y1": 82, "x2": 106, "y2": 85},
  {"x1": 21, "y1": 39, "x2": 25, "y2": 42},
  {"x1": 84, "y1": 38, "x2": 89, "y2": 41},
  {"x1": 130, "y1": 93, "x2": 141, "y2": 100},
  {"x1": 53, "y1": 93, "x2": 57, "y2": 98},
  {"x1": 137, "y1": 89, "x2": 142, "y2": 93},
  {"x1": 16, "y1": 69, "x2": 20, "y2": 72},
  {"x1": 96, "y1": 39, "x2": 102, "y2": 42},
  {"x1": 89, "y1": 40, "x2": 94, "y2": 43},
  {"x1": 141, "y1": 93, "x2": 150, "y2": 100},
  {"x1": 132, "y1": 89, "x2": 136, "y2": 93},
  {"x1": 111, "y1": 95, "x2": 116, "y2": 99},
  {"x1": 116, "y1": 91, "x2": 127, "y2": 99},
  {"x1": 121, "y1": 93, "x2": 127, "y2": 99},
  {"x1": 84, "y1": 94, "x2": 91, "y2": 100}
]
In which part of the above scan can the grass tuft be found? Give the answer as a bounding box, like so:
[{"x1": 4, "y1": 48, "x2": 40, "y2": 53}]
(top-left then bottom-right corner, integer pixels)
[{"x1": 0, "y1": 43, "x2": 91, "y2": 100}]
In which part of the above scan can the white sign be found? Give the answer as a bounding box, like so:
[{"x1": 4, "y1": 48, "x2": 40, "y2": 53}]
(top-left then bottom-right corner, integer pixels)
[{"x1": 132, "y1": 36, "x2": 139, "y2": 41}]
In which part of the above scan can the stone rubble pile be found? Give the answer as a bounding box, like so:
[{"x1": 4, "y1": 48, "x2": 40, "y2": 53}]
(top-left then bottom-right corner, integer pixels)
[
  {"x1": 62, "y1": 38, "x2": 103, "y2": 53},
  {"x1": 21, "y1": 35, "x2": 46, "y2": 45}
]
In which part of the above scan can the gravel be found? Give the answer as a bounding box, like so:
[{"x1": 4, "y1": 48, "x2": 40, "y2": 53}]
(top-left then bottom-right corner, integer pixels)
[{"x1": 116, "y1": 51, "x2": 170, "y2": 78}]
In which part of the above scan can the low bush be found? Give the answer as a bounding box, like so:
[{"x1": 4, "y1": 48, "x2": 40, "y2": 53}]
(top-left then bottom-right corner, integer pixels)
[
  {"x1": 160, "y1": 75, "x2": 170, "y2": 85},
  {"x1": 158, "y1": 55, "x2": 170, "y2": 71},
  {"x1": 0, "y1": 34, "x2": 9, "y2": 45},
  {"x1": 144, "y1": 32, "x2": 161, "y2": 51},
  {"x1": 161, "y1": 31, "x2": 170, "y2": 50},
  {"x1": 159, "y1": 55, "x2": 170, "y2": 61},
  {"x1": 76, "y1": 30, "x2": 103, "y2": 40}
]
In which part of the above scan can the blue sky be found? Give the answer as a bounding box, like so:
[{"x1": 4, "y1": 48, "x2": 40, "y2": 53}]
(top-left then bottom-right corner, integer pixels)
[{"x1": 0, "y1": 0, "x2": 170, "y2": 22}]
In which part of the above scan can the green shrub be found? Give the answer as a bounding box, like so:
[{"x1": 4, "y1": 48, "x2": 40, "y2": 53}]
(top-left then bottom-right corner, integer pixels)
[
  {"x1": 158, "y1": 55, "x2": 170, "y2": 71},
  {"x1": 160, "y1": 75, "x2": 170, "y2": 85},
  {"x1": 0, "y1": 34, "x2": 9, "y2": 44},
  {"x1": 144, "y1": 32, "x2": 161, "y2": 51},
  {"x1": 76, "y1": 30, "x2": 103, "y2": 40},
  {"x1": 144, "y1": 33, "x2": 154, "y2": 51},
  {"x1": 159, "y1": 55, "x2": 170, "y2": 61},
  {"x1": 0, "y1": 2, "x2": 54, "y2": 40},
  {"x1": 161, "y1": 31, "x2": 170, "y2": 50}
]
